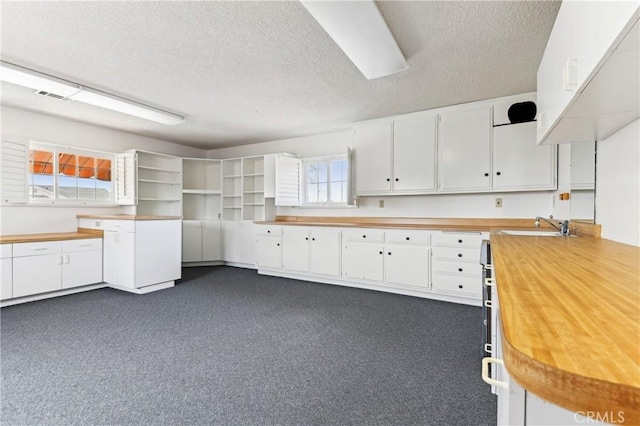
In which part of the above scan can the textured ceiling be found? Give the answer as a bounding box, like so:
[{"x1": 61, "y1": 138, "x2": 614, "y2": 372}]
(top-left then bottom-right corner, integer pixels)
[{"x1": 0, "y1": 1, "x2": 561, "y2": 149}]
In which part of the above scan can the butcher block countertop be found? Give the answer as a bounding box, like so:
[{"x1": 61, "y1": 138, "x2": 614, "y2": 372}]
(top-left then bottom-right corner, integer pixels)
[
  {"x1": 490, "y1": 230, "x2": 640, "y2": 424},
  {"x1": 257, "y1": 216, "x2": 601, "y2": 237},
  {"x1": 76, "y1": 214, "x2": 181, "y2": 220},
  {"x1": 0, "y1": 232, "x2": 101, "y2": 244}
]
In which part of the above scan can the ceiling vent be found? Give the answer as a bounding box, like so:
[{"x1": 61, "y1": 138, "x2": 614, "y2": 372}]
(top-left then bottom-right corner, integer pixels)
[{"x1": 33, "y1": 90, "x2": 68, "y2": 100}]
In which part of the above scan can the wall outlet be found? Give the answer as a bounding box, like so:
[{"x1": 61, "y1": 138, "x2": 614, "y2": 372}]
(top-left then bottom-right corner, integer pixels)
[
  {"x1": 379, "y1": 199, "x2": 385, "y2": 208},
  {"x1": 495, "y1": 198, "x2": 503, "y2": 208}
]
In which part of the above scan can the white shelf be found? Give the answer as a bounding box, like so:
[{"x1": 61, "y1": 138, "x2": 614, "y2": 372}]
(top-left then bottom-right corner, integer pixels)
[
  {"x1": 223, "y1": 206, "x2": 242, "y2": 209},
  {"x1": 139, "y1": 178, "x2": 181, "y2": 185},
  {"x1": 223, "y1": 175, "x2": 242, "y2": 178},
  {"x1": 243, "y1": 203, "x2": 265, "y2": 206},
  {"x1": 244, "y1": 173, "x2": 264, "y2": 177},
  {"x1": 138, "y1": 197, "x2": 182, "y2": 202},
  {"x1": 223, "y1": 195, "x2": 242, "y2": 198},
  {"x1": 138, "y1": 165, "x2": 179, "y2": 173},
  {"x1": 243, "y1": 190, "x2": 264, "y2": 194},
  {"x1": 183, "y1": 189, "x2": 222, "y2": 195}
]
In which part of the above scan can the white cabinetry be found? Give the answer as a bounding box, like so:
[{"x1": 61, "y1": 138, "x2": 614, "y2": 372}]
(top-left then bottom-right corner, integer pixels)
[
  {"x1": 1, "y1": 244, "x2": 12, "y2": 300},
  {"x1": 132, "y1": 150, "x2": 183, "y2": 215},
  {"x1": 281, "y1": 226, "x2": 342, "y2": 277},
  {"x1": 182, "y1": 158, "x2": 222, "y2": 263},
  {"x1": 354, "y1": 113, "x2": 437, "y2": 195},
  {"x1": 537, "y1": 2, "x2": 639, "y2": 145},
  {"x1": 255, "y1": 226, "x2": 282, "y2": 270},
  {"x1": 570, "y1": 141, "x2": 596, "y2": 190},
  {"x1": 12, "y1": 238, "x2": 103, "y2": 298},
  {"x1": 492, "y1": 122, "x2": 557, "y2": 191},
  {"x1": 220, "y1": 220, "x2": 255, "y2": 266},
  {"x1": 438, "y1": 106, "x2": 492, "y2": 192},
  {"x1": 431, "y1": 232, "x2": 486, "y2": 299},
  {"x1": 100, "y1": 219, "x2": 181, "y2": 292}
]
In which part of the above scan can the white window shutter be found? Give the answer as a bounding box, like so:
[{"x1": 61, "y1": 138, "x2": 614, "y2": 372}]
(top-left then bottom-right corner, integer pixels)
[
  {"x1": 116, "y1": 151, "x2": 136, "y2": 205},
  {"x1": 275, "y1": 155, "x2": 302, "y2": 206},
  {"x1": 1, "y1": 140, "x2": 28, "y2": 204}
]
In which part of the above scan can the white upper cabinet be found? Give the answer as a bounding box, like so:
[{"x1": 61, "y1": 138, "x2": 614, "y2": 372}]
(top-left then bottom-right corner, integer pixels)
[
  {"x1": 354, "y1": 112, "x2": 437, "y2": 195},
  {"x1": 493, "y1": 122, "x2": 556, "y2": 191},
  {"x1": 537, "y1": 2, "x2": 639, "y2": 144},
  {"x1": 392, "y1": 113, "x2": 437, "y2": 193},
  {"x1": 438, "y1": 106, "x2": 492, "y2": 192},
  {"x1": 354, "y1": 121, "x2": 393, "y2": 194}
]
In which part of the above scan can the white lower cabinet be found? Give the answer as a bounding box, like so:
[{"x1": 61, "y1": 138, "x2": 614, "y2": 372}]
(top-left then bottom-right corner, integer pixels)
[
  {"x1": 221, "y1": 220, "x2": 256, "y2": 266},
  {"x1": 256, "y1": 236, "x2": 282, "y2": 269},
  {"x1": 1, "y1": 244, "x2": 12, "y2": 300},
  {"x1": 182, "y1": 220, "x2": 221, "y2": 262},
  {"x1": 342, "y1": 241, "x2": 385, "y2": 282},
  {"x1": 431, "y1": 231, "x2": 486, "y2": 299},
  {"x1": 12, "y1": 238, "x2": 103, "y2": 299},
  {"x1": 384, "y1": 244, "x2": 430, "y2": 290},
  {"x1": 103, "y1": 220, "x2": 181, "y2": 290},
  {"x1": 282, "y1": 227, "x2": 342, "y2": 277}
]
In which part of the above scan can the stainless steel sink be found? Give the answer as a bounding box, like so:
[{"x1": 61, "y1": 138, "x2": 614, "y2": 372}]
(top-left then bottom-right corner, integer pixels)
[{"x1": 499, "y1": 230, "x2": 577, "y2": 237}]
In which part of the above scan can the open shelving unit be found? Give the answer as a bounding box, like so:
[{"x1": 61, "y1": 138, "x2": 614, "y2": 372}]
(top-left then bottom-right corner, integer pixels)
[
  {"x1": 134, "y1": 150, "x2": 182, "y2": 216},
  {"x1": 222, "y1": 159, "x2": 243, "y2": 221},
  {"x1": 182, "y1": 158, "x2": 222, "y2": 220},
  {"x1": 242, "y1": 156, "x2": 266, "y2": 221}
]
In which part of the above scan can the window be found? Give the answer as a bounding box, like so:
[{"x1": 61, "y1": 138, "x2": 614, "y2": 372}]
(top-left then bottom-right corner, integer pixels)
[
  {"x1": 29, "y1": 143, "x2": 115, "y2": 204},
  {"x1": 304, "y1": 155, "x2": 349, "y2": 205}
]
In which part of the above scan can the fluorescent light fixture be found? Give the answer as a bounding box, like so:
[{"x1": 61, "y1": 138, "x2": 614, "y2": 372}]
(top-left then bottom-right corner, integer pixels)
[
  {"x1": 300, "y1": 0, "x2": 408, "y2": 80},
  {"x1": 0, "y1": 61, "x2": 184, "y2": 125}
]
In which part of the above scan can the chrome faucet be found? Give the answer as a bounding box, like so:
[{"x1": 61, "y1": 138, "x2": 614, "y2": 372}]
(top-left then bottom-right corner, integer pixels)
[{"x1": 535, "y1": 215, "x2": 570, "y2": 236}]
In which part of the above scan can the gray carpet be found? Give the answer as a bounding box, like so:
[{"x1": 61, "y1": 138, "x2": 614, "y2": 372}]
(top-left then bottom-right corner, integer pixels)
[{"x1": 1, "y1": 266, "x2": 496, "y2": 425}]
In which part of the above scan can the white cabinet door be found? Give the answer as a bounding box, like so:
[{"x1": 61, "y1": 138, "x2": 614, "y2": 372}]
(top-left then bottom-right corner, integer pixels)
[
  {"x1": 493, "y1": 122, "x2": 556, "y2": 190},
  {"x1": 310, "y1": 228, "x2": 341, "y2": 277},
  {"x1": 182, "y1": 220, "x2": 203, "y2": 262},
  {"x1": 255, "y1": 237, "x2": 281, "y2": 270},
  {"x1": 439, "y1": 107, "x2": 492, "y2": 191},
  {"x1": 103, "y1": 230, "x2": 135, "y2": 288},
  {"x1": 342, "y1": 242, "x2": 384, "y2": 282},
  {"x1": 62, "y1": 250, "x2": 103, "y2": 289},
  {"x1": 385, "y1": 245, "x2": 430, "y2": 290},
  {"x1": 1, "y1": 257, "x2": 13, "y2": 300},
  {"x1": 135, "y1": 220, "x2": 181, "y2": 288},
  {"x1": 221, "y1": 220, "x2": 242, "y2": 263},
  {"x1": 282, "y1": 227, "x2": 310, "y2": 273},
  {"x1": 241, "y1": 220, "x2": 256, "y2": 266},
  {"x1": 202, "y1": 220, "x2": 221, "y2": 261},
  {"x1": 13, "y1": 254, "x2": 62, "y2": 298},
  {"x1": 570, "y1": 141, "x2": 596, "y2": 189},
  {"x1": 393, "y1": 113, "x2": 437, "y2": 192},
  {"x1": 354, "y1": 121, "x2": 393, "y2": 194}
]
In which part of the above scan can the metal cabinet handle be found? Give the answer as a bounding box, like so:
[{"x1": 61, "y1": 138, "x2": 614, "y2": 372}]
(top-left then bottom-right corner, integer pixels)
[
  {"x1": 482, "y1": 357, "x2": 508, "y2": 389},
  {"x1": 305, "y1": 237, "x2": 308, "y2": 240},
  {"x1": 362, "y1": 235, "x2": 366, "y2": 238},
  {"x1": 458, "y1": 253, "x2": 463, "y2": 258},
  {"x1": 57, "y1": 255, "x2": 63, "y2": 265},
  {"x1": 33, "y1": 247, "x2": 48, "y2": 251},
  {"x1": 65, "y1": 255, "x2": 70, "y2": 264},
  {"x1": 406, "y1": 237, "x2": 410, "y2": 241},
  {"x1": 458, "y1": 268, "x2": 463, "y2": 272},
  {"x1": 388, "y1": 252, "x2": 392, "y2": 256}
]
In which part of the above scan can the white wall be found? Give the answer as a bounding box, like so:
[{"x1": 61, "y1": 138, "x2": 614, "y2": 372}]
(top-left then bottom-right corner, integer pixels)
[
  {"x1": 596, "y1": 119, "x2": 639, "y2": 246},
  {"x1": 208, "y1": 129, "x2": 568, "y2": 220},
  {"x1": 1, "y1": 106, "x2": 206, "y2": 235}
]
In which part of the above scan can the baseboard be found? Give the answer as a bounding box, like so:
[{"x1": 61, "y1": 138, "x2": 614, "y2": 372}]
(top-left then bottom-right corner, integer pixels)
[
  {"x1": 182, "y1": 261, "x2": 225, "y2": 267},
  {"x1": 1, "y1": 283, "x2": 108, "y2": 307},
  {"x1": 258, "y1": 269, "x2": 482, "y2": 307},
  {"x1": 108, "y1": 281, "x2": 175, "y2": 294}
]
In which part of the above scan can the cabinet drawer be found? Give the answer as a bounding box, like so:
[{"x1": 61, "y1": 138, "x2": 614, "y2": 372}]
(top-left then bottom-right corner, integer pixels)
[
  {"x1": 432, "y1": 247, "x2": 481, "y2": 263},
  {"x1": 13, "y1": 241, "x2": 62, "y2": 257},
  {"x1": 102, "y1": 220, "x2": 135, "y2": 233},
  {"x1": 432, "y1": 274, "x2": 481, "y2": 298},
  {"x1": 385, "y1": 231, "x2": 430, "y2": 245},
  {"x1": 342, "y1": 228, "x2": 384, "y2": 242},
  {"x1": 257, "y1": 225, "x2": 283, "y2": 236},
  {"x1": 432, "y1": 232, "x2": 484, "y2": 247},
  {"x1": 0, "y1": 244, "x2": 12, "y2": 259},
  {"x1": 62, "y1": 238, "x2": 103, "y2": 253},
  {"x1": 432, "y1": 260, "x2": 482, "y2": 277}
]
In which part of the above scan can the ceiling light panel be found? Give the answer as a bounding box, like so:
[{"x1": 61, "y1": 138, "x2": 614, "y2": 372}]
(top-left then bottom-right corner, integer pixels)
[
  {"x1": 0, "y1": 61, "x2": 184, "y2": 125},
  {"x1": 300, "y1": 0, "x2": 408, "y2": 80}
]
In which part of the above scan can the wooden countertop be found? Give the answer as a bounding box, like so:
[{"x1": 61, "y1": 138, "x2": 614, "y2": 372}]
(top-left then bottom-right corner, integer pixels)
[
  {"x1": 0, "y1": 232, "x2": 102, "y2": 244},
  {"x1": 77, "y1": 214, "x2": 181, "y2": 220},
  {"x1": 491, "y1": 230, "x2": 640, "y2": 423},
  {"x1": 257, "y1": 217, "x2": 601, "y2": 237}
]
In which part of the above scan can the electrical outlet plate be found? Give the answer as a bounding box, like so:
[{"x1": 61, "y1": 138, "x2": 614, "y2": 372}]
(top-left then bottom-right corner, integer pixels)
[
  {"x1": 379, "y1": 199, "x2": 384, "y2": 208},
  {"x1": 495, "y1": 198, "x2": 503, "y2": 208}
]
